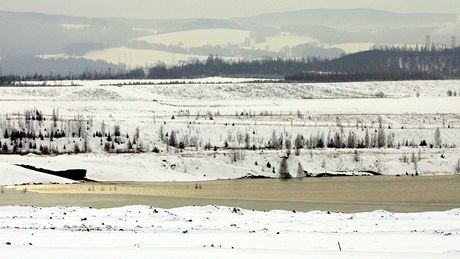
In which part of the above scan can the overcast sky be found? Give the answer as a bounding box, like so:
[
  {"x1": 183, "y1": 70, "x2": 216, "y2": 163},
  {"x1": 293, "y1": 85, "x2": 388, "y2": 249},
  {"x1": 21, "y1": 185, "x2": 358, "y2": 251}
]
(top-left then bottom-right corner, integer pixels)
[{"x1": 1, "y1": 0, "x2": 459, "y2": 19}]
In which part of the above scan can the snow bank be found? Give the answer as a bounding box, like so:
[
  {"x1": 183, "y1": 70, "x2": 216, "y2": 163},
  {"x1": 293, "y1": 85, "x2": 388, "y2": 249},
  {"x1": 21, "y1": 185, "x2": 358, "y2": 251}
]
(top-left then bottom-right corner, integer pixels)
[{"x1": 0, "y1": 148, "x2": 459, "y2": 186}]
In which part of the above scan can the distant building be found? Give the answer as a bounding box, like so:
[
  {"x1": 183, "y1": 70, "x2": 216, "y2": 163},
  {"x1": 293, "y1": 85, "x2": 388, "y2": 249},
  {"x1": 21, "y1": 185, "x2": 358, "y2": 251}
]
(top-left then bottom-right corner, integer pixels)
[
  {"x1": 425, "y1": 35, "x2": 431, "y2": 49},
  {"x1": 452, "y1": 36, "x2": 457, "y2": 48}
]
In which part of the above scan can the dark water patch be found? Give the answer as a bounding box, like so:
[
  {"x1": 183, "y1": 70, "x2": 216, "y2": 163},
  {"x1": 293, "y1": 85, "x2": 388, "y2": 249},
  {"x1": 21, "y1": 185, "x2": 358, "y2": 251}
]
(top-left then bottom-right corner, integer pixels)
[
  {"x1": 236, "y1": 174, "x2": 272, "y2": 179},
  {"x1": 316, "y1": 171, "x2": 381, "y2": 178}
]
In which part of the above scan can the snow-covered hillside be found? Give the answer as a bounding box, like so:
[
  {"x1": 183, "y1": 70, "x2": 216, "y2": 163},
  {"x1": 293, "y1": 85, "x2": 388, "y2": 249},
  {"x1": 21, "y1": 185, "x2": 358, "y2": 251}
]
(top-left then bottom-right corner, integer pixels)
[
  {"x1": 0, "y1": 205, "x2": 459, "y2": 258},
  {"x1": 0, "y1": 78, "x2": 458, "y2": 185}
]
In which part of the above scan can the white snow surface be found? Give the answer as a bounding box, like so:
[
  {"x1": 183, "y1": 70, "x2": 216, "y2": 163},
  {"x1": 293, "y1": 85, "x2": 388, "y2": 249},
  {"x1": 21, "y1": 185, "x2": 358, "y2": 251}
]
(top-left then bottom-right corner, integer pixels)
[
  {"x1": 0, "y1": 205, "x2": 459, "y2": 258},
  {"x1": 0, "y1": 160, "x2": 74, "y2": 185}
]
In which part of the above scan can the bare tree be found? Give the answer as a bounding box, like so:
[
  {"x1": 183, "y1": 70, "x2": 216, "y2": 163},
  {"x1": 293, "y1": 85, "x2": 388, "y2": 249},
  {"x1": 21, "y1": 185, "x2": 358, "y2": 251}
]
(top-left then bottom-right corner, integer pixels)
[
  {"x1": 83, "y1": 133, "x2": 90, "y2": 153},
  {"x1": 377, "y1": 128, "x2": 386, "y2": 148},
  {"x1": 101, "y1": 121, "x2": 106, "y2": 136},
  {"x1": 402, "y1": 153, "x2": 408, "y2": 163},
  {"x1": 244, "y1": 132, "x2": 250, "y2": 149},
  {"x1": 353, "y1": 150, "x2": 360, "y2": 162},
  {"x1": 434, "y1": 128, "x2": 442, "y2": 148},
  {"x1": 169, "y1": 130, "x2": 177, "y2": 148},
  {"x1": 411, "y1": 151, "x2": 416, "y2": 163},
  {"x1": 52, "y1": 108, "x2": 59, "y2": 128},
  {"x1": 134, "y1": 127, "x2": 140, "y2": 142},
  {"x1": 74, "y1": 114, "x2": 84, "y2": 138},
  {"x1": 455, "y1": 158, "x2": 460, "y2": 174},
  {"x1": 159, "y1": 124, "x2": 164, "y2": 141}
]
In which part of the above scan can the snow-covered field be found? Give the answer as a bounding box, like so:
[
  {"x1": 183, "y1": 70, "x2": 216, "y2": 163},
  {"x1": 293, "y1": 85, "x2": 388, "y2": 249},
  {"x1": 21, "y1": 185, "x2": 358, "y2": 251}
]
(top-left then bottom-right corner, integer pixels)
[
  {"x1": 6, "y1": 78, "x2": 460, "y2": 99},
  {"x1": 0, "y1": 205, "x2": 459, "y2": 258},
  {"x1": 131, "y1": 28, "x2": 317, "y2": 53},
  {"x1": 132, "y1": 28, "x2": 253, "y2": 48}
]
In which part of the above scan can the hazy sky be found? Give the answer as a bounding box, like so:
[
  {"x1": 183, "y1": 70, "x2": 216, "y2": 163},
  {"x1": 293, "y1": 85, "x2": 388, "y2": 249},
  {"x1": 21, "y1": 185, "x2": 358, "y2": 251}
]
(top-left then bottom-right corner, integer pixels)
[{"x1": 1, "y1": 0, "x2": 459, "y2": 19}]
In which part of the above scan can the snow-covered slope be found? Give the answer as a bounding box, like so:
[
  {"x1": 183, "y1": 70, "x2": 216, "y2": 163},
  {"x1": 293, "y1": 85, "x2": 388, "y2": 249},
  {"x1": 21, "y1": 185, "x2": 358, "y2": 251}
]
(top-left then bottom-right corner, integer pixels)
[
  {"x1": 0, "y1": 161, "x2": 74, "y2": 185},
  {"x1": 0, "y1": 148, "x2": 458, "y2": 185}
]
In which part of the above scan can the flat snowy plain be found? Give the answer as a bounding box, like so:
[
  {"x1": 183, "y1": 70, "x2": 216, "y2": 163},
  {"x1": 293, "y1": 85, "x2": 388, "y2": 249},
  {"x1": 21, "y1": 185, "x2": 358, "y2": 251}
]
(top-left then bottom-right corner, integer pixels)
[
  {"x1": 0, "y1": 78, "x2": 459, "y2": 257},
  {"x1": 0, "y1": 205, "x2": 459, "y2": 258}
]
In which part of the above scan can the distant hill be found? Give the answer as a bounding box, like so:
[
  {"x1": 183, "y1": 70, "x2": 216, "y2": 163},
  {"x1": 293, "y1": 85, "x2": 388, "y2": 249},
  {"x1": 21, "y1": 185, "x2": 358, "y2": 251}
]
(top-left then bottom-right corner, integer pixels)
[
  {"x1": 0, "y1": 9, "x2": 458, "y2": 75},
  {"x1": 145, "y1": 46, "x2": 460, "y2": 81},
  {"x1": 317, "y1": 47, "x2": 460, "y2": 73},
  {"x1": 286, "y1": 46, "x2": 460, "y2": 82},
  {"x1": 239, "y1": 8, "x2": 457, "y2": 28},
  {"x1": 1, "y1": 56, "x2": 120, "y2": 76},
  {"x1": 4, "y1": 46, "x2": 460, "y2": 82}
]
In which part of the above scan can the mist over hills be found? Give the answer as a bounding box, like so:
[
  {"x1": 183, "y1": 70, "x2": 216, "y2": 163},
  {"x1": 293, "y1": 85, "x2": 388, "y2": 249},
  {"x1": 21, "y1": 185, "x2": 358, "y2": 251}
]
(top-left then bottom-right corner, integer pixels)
[
  {"x1": 240, "y1": 9, "x2": 457, "y2": 28},
  {"x1": 0, "y1": 8, "x2": 457, "y2": 75}
]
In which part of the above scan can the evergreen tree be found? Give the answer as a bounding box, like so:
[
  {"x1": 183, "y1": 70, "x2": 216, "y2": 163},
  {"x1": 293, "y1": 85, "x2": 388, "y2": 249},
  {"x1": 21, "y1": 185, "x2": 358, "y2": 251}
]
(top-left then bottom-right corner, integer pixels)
[
  {"x1": 279, "y1": 157, "x2": 291, "y2": 179},
  {"x1": 296, "y1": 163, "x2": 304, "y2": 179},
  {"x1": 1, "y1": 142, "x2": 8, "y2": 152},
  {"x1": 169, "y1": 130, "x2": 177, "y2": 148}
]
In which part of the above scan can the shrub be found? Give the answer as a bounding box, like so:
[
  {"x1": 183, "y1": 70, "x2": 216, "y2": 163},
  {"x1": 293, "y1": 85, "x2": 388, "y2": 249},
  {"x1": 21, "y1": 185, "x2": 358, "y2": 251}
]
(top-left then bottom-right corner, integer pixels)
[{"x1": 279, "y1": 157, "x2": 291, "y2": 179}]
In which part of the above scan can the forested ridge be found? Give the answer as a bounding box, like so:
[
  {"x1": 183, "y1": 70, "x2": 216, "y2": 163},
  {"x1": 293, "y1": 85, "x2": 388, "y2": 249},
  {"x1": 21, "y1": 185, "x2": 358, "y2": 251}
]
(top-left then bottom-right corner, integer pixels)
[{"x1": 2, "y1": 46, "x2": 460, "y2": 83}]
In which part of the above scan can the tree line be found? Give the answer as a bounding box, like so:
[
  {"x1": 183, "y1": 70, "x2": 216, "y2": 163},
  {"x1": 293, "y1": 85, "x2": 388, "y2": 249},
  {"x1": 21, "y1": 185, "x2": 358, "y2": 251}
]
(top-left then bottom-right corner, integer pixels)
[
  {"x1": 0, "y1": 68, "x2": 146, "y2": 85},
  {"x1": 2, "y1": 46, "x2": 460, "y2": 83},
  {"x1": 286, "y1": 46, "x2": 460, "y2": 82}
]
